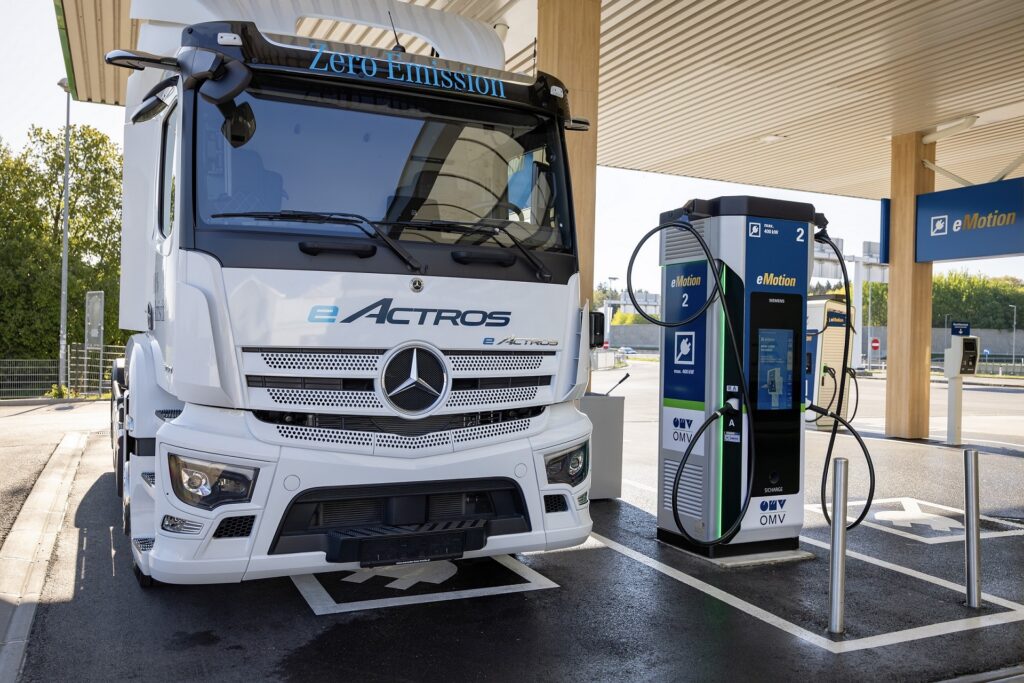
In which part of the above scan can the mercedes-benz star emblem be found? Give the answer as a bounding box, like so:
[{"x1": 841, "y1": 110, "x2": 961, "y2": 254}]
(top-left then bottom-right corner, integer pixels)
[{"x1": 381, "y1": 347, "x2": 447, "y2": 414}]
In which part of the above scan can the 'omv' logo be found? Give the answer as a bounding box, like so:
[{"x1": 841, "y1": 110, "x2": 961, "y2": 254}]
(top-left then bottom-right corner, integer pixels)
[{"x1": 758, "y1": 498, "x2": 787, "y2": 526}]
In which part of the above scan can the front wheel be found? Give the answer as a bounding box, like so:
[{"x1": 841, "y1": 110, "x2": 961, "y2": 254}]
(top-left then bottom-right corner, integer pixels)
[
  {"x1": 115, "y1": 433, "x2": 125, "y2": 499},
  {"x1": 133, "y1": 560, "x2": 155, "y2": 589}
]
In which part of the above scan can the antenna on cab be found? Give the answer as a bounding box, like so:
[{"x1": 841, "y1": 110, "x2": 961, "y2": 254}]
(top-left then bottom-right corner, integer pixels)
[{"x1": 387, "y1": 11, "x2": 406, "y2": 52}]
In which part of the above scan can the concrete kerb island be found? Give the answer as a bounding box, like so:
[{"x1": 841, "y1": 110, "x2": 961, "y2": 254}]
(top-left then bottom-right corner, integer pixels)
[{"x1": 0, "y1": 432, "x2": 86, "y2": 681}]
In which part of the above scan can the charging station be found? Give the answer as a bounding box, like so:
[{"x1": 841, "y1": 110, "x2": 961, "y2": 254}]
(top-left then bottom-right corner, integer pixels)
[
  {"x1": 806, "y1": 297, "x2": 856, "y2": 431},
  {"x1": 944, "y1": 332, "x2": 980, "y2": 445},
  {"x1": 654, "y1": 197, "x2": 815, "y2": 557}
]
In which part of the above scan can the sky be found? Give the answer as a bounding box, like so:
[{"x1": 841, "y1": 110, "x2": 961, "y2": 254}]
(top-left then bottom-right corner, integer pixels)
[{"x1": 1, "y1": 0, "x2": 1021, "y2": 296}]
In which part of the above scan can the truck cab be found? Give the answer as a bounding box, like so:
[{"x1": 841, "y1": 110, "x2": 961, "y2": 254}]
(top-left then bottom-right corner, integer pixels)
[{"x1": 108, "y1": 7, "x2": 594, "y2": 585}]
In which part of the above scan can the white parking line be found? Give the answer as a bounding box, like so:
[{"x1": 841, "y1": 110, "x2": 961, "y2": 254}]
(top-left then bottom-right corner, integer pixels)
[
  {"x1": 292, "y1": 554, "x2": 557, "y2": 615},
  {"x1": 805, "y1": 498, "x2": 1024, "y2": 544},
  {"x1": 592, "y1": 532, "x2": 1024, "y2": 654}
]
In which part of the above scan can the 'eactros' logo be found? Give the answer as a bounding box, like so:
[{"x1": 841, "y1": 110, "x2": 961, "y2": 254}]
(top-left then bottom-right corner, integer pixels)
[{"x1": 307, "y1": 298, "x2": 511, "y2": 327}]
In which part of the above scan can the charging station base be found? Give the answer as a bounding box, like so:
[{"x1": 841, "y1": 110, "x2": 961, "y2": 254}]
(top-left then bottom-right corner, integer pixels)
[{"x1": 657, "y1": 528, "x2": 800, "y2": 559}]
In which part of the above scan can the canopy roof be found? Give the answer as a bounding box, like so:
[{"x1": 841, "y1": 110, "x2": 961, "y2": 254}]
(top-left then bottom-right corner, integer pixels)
[{"x1": 55, "y1": 0, "x2": 1024, "y2": 198}]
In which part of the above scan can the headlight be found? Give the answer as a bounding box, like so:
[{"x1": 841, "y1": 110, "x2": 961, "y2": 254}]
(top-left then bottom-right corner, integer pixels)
[
  {"x1": 168, "y1": 454, "x2": 258, "y2": 510},
  {"x1": 544, "y1": 442, "x2": 589, "y2": 487}
]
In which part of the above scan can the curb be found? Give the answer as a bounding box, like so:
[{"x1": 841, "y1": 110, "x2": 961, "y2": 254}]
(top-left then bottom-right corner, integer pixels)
[
  {"x1": 0, "y1": 432, "x2": 87, "y2": 682},
  {"x1": 858, "y1": 375, "x2": 1024, "y2": 389},
  {"x1": 0, "y1": 399, "x2": 98, "y2": 408}
]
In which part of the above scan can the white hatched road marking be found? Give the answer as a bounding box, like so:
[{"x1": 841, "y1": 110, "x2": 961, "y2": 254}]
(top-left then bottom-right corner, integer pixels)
[
  {"x1": 806, "y1": 498, "x2": 1024, "y2": 544},
  {"x1": 593, "y1": 532, "x2": 1024, "y2": 654},
  {"x1": 292, "y1": 554, "x2": 557, "y2": 615}
]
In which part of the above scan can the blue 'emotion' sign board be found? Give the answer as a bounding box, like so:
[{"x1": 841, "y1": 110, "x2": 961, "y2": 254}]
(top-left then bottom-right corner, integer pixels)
[{"x1": 916, "y1": 178, "x2": 1024, "y2": 263}]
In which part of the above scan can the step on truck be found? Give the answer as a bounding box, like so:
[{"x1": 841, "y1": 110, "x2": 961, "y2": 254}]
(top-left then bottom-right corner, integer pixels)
[{"x1": 105, "y1": 2, "x2": 599, "y2": 586}]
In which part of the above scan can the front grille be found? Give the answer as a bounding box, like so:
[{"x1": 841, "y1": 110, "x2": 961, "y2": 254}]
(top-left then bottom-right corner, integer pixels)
[
  {"x1": 272, "y1": 478, "x2": 530, "y2": 557},
  {"x1": 244, "y1": 347, "x2": 555, "y2": 414},
  {"x1": 155, "y1": 409, "x2": 182, "y2": 421},
  {"x1": 320, "y1": 499, "x2": 385, "y2": 527},
  {"x1": 446, "y1": 386, "x2": 539, "y2": 407},
  {"x1": 213, "y1": 516, "x2": 256, "y2": 538},
  {"x1": 255, "y1": 406, "x2": 544, "y2": 437},
  {"x1": 244, "y1": 347, "x2": 384, "y2": 373},
  {"x1": 446, "y1": 351, "x2": 551, "y2": 373},
  {"x1": 267, "y1": 388, "x2": 383, "y2": 409},
  {"x1": 429, "y1": 493, "x2": 465, "y2": 519},
  {"x1": 247, "y1": 376, "x2": 374, "y2": 390},
  {"x1": 544, "y1": 495, "x2": 569, "y2": 513},
  {"x1": 450, "y1": 376, "x2": 551, "y2": 390},
  {"x1": 267, "y1": 410, "x2": 541, "y2": 452},
  {"x1": 141, "y1": 472, "x2": 156, "y2": 486}
]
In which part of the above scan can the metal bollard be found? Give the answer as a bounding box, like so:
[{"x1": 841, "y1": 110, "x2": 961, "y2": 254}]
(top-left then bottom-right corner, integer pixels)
[
  {"x1": 964, "y1": 449, "x2": 982, "y2": 608},
  {"x1": 829, "y1": 457, "x2": 849, "y2": 634}
]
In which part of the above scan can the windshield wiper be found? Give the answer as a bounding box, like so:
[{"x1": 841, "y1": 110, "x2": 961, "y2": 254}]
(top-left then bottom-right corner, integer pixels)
[
  {"x1": 399, "y1": 219, "x2": 552, "y2": 282},
  {"x1": 211, "y1": 210, "x2": 423, "y2": 273}
]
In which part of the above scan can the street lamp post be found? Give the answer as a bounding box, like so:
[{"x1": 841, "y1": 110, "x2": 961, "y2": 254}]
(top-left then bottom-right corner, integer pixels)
[
  {"x1": 1010, "y1": 304, "x2": 1017, "y2": 369},
  {"x1": 944, "y1": 313, "x2": 952, "y2": 350},
  {"x1": 57, "y1": 78, "x2": 71, "y2": 393}
]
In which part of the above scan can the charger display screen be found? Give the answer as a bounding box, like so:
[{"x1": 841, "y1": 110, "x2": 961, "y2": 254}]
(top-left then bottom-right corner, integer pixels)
[{"x1": 757, "y1": 328, "x2": 794, "y2": 410}]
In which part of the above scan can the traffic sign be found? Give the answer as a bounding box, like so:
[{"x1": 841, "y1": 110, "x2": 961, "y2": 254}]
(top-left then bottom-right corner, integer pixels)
[{"x1": 870, "y1": 338, "x2": 880, "y2": 351}]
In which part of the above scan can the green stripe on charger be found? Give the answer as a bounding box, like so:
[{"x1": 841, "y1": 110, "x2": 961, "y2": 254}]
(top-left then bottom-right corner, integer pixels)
[{"x1": 662, "y1": 398, "x2": 705, "y2": 410}]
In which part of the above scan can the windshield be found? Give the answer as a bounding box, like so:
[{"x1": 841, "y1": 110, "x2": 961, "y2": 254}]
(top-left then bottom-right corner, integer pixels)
[{"x1": 195, "y1": 78, "x2": 572, "y2": 254}]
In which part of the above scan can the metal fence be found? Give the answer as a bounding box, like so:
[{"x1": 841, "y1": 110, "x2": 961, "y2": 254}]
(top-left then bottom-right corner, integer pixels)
[
  {"x1": 977, "y1": 362, "x2": 1024, "y2": 377},
  {"x1": 67, "y1": 344, "x2": 126, "y2": 397},
  {"x1": 0, "y1": 343, "x2": 125, "y2": 399},
  {"x1": 0, "y1": 358, "x2": 60, "y2": 399}
]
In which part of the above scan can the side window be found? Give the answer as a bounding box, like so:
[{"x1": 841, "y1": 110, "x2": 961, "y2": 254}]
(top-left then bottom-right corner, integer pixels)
[{"x1": 159, "y1": 104, "x2": 179, "y2": 237}]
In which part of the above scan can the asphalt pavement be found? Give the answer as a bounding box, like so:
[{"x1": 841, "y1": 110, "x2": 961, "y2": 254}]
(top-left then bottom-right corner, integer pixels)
[
  {"x1": 7, "y1": 367, "x2": 1024, "y2": 681},
  {"x1": 0, "y1": 402, "x2": 107, "y2": 548}
]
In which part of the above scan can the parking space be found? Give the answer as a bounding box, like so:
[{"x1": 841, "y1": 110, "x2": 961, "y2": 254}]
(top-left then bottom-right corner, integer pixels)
[{"x1": 8, "y1": 363, "x2": 1024, "y2": 681}]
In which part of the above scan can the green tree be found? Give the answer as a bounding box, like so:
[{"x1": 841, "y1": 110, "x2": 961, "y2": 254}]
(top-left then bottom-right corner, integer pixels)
[
  {"x1": 931, "y1": 271, "x2": 1024, "y2": 329},
  {"x1": 816, "y1": 273, "x2": 1024, "y2": 329},
  {"x1": 611, "y1": 310, "x2": 658, "y2": 325},
  {"x1": 863, "y1": 282, "x2": 888, "y2": 326},
  {"x1": 592, "y1": 282, "x2": 621, "y2": 309},
  {"x1": 0, "y1": 125, "x2": 124, "y2": 357}
]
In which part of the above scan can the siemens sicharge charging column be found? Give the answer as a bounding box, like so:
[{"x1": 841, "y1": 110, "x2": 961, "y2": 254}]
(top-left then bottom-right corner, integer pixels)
[{"x1": 657, "y1": 197, "x2": 815, "y2": 557}]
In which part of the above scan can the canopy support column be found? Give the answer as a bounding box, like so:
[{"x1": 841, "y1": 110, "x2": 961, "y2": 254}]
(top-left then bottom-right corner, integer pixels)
[
  {"x1": 885, "y1": 132, "x2": 935, "y2": 438},
  {"x1": 537, "y1": 0, "x2": 600, "y2": 305}
]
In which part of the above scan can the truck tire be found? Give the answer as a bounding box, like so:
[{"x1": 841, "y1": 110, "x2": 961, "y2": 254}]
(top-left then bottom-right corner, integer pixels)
[
  {"x1": 115, "y1": 432, "x2": 126, "y2": 499},
  {"x1": 133, "y1": 561, "x2": 155, "y2": 589}
]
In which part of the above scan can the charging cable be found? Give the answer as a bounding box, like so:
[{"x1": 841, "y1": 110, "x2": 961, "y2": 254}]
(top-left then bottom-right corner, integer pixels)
[
  {"x1": 810, "y1": 226, "x2": 875, "y2": 529},
  {"x1": 626, "y1": 220, "x2": 756, "y2": 546},
  {"x1": 806, "y1": 366, "x2": 838, "y2": 424}
]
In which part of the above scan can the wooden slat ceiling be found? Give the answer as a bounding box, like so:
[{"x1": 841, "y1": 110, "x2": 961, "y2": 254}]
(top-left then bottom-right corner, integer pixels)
[
  {"x1": 595, "y1": 0, "x2": 1024, "y2": 198},
  {"x1": 57, "y1": 0, "x2": 1024, "y2": 199},
  {"x1": 55, "y1": 0, "x2": 138, "y2": 106}
]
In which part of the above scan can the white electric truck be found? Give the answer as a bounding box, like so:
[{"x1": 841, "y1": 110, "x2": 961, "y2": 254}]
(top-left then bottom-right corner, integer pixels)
[{"x1": 106, "y1": 1, "x2": 596, "y2": 586}]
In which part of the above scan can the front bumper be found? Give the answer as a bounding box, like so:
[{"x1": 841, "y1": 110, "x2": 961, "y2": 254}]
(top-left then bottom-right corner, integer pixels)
[{"x1": 129, "y1": 402, "x2": 592, "y2": 584}]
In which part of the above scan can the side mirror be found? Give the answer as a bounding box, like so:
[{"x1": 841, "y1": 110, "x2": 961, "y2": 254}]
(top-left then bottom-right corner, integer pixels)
[
  {"x1": 589, "y1": 311, "x2": 605, "y2": 348},
  {"x1": 105, "y1": 49, "x2": 179, "y2": 72},
  {"x1": 564, "y1": 117, "x2": 590, "y2": 132},
  {"x1": 130, "y1": 75, "x2": 179, "y2": 124}
]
